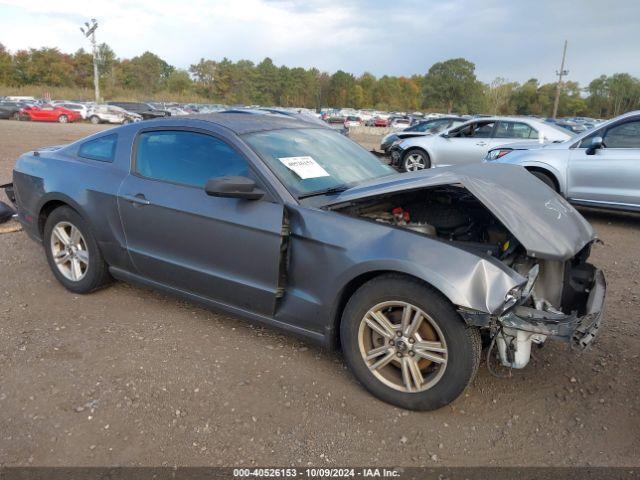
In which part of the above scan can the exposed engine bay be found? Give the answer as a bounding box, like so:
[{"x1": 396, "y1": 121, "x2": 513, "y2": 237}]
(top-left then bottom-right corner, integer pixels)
[
  {"x1": 334, "y1": 185, "x2": 522, "y2": 263},
  {"x1": 331, "y1": 184, "x2": 603, "y2": 373}
]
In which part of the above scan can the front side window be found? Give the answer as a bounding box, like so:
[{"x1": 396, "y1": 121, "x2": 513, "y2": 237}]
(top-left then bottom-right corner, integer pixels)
[
  {"x1": 135, "y1": 130, "x2": 249, "y2": 187},
  {"x1": 244, "y1": 128, "x2": 395, "y2": 196},
  {"x1": 449, "y1": 121, "x2": 495, "y2": 138},
  {"x1": 603, "y1": 120, "x2": 640, "y2": 148},
  {"x1": 79, "y1": 134, "x2": 117, "y2": 162}
]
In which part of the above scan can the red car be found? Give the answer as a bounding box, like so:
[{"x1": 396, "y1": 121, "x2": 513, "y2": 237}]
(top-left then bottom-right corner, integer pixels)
[
  {"x1": 373, "y1": 116, "x2": 389, "y2": 127},
  {"x1": 19, "y1": 105, "x2": 81, "y2": 123}
]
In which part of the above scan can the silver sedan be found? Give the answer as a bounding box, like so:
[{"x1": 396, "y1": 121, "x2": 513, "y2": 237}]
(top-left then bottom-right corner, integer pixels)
[
  {"x1": 487, "y1": 110, "x2": 640, "y2": 212},
  {"x1": 390, "y1": 116, "x2": 573, "y2": 172}
]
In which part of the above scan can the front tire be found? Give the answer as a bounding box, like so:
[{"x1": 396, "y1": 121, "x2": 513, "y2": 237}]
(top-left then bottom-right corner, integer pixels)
[
  {"x1": 89, "y1": 115, "x2": 101, "y2": 124},
  {"x1": 44, "y1": 206, "x2": 111, "y2": 293},
  {"x1": 340, "y1": 274, "x2": 481, "y2": 410},
  {"x1": 402, "y1": 149, "x2": 430, "y2": 172},
  {"x1": 58, "y1": 114, "x2": 68, "y2": 123}
]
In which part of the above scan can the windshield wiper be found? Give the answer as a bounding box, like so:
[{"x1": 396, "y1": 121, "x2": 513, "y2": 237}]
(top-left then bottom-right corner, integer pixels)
[{"x1": 297, "y1": 185, "x2": 350, "y2": 200}]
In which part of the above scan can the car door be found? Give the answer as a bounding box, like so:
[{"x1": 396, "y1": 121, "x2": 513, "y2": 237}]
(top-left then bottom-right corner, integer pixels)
[
  {"x1": 436, "y1": 120, "x2": 497, "y2": 166},
  {"x1": 568, "y1": 118, "x2": 640, "y2": 208},
  {"x1": 28, "y1": 107, "x2": 45, "y2": 121},
  {"x1": 117, "y1": 128, "x2": 286, "y2": 316}
]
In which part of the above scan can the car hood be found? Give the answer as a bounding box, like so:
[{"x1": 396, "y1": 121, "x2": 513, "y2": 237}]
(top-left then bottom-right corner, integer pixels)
[{"x1": 323, "y1": 163, "x2": 595, "y2": 261}]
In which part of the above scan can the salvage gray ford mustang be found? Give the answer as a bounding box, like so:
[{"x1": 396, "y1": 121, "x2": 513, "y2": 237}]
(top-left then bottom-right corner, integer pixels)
[{"x1": 4, "y1": 112, "x2": 606, "y2": 410}]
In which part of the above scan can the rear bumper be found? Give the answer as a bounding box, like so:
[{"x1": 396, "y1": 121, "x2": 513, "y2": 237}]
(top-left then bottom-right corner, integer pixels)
[{"x1": 499, "y1": 268, "x2": 606, "y2": 348}]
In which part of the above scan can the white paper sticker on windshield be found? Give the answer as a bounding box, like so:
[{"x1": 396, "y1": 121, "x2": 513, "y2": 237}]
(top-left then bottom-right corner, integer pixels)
[{"x1": 278, "y1": 156, "x2": 330, "y2": 179}]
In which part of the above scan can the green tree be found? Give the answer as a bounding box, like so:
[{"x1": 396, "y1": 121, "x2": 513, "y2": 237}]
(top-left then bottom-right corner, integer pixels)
[
  {"x1": 254, "y1": 57, "x2": 280, "y2": 105},
  {"x1": 122, "y1": 51, "x2": 172, "y2": 94},
  {"x1": 166, "y1": 69, "x2": 193, "y2": 94},
  {"x1": 0, "y1": 43, "x2": 12, "y2": 85},
  {"x1": 422, "y1": 58, "x2": 479, "y2": 113},
  {"x1": 189, "y1": 58, "x2": 217, "y2": 98},
  {"x1": 327, "y1": 70, "x2": 355, "y2": 107}
]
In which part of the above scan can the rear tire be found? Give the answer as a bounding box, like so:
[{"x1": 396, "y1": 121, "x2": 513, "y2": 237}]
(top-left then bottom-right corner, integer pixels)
[
  {"x1": 530, "y1": 170, "x2": 558, "y2": 192},
  {"x1": 402, "y1": 149, "x2": 430, "y2": 172},
  {"x1": 58, "y1": 114, "x2": 68, "y2": 123},
  {"x1": 90, "y1": 115, "x2": 101, "y2": 124},
  {"x1": 340, "y1": 274, "x2": 481, "y2": 410},
  {"x1": 43, "y1": 206, "x2": 111, "y2": 293}
]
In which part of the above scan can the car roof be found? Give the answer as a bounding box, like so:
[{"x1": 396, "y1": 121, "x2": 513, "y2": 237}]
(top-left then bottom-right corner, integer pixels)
[{"x1": 142, "y1": 111, "x2": 324, "y2": 135}]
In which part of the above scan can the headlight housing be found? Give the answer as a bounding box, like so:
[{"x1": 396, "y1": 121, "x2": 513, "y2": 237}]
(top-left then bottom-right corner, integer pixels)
[
  {"x1": 391, "y1": 138, "x2": 404, "y2": 147},
  {"x1": 501, "y1": 285, "x2": 524, "y2": 313},
  {"x1": 485, "y1": 148, "x2": 513, "y2": 161}
]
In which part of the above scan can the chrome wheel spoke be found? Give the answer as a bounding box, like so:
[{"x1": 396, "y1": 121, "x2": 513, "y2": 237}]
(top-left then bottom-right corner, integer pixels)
[
  {"x1": 366, "y1": 345, "x2": 391, "y2": 360},
  {"x1": 75, "y1": 249, "x2": 89, "y2": 265},
  {"x1": 70, "y1": 226, "x2": 82, "y2": 245},
  {"x1": 365, "y1": 311, "x2": 396, "y2": 339},
  {"x1": 53, "y1": 225, "x2": 71, "y2": 246},
  {"x1": 400, "y1": 305, "x2": 413, "y2": 334},
  {"x1": 414, "y1": 340, "x2": 447, "y2": 353},
  {"x1": 404, "y1": 310, "x2": 423, "y2": 337},
  {"x1": 400, "y1": 357, "x2": 423, "y2": 392},
  {"x1": 369, "y1": 350, "x2": 396, "y2": 371},
  {"x1": 404, "y1": 357, "x2": 424, "y2": 390},
  {"x1": 414, "y1": 344, "x2": 447, "y2": 365},
  {"x1": 70, "y1": 258, "x2": 83, "y2": 281}
]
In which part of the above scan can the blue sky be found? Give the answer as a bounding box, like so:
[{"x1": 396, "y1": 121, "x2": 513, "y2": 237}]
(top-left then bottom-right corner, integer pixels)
[{"x1": 0, "y1": 0, "x2": 638, "y2": 85}]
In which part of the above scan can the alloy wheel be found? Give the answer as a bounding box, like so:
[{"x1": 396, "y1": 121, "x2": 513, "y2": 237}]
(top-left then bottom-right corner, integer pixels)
[
  {"x1": 404, "y1": 153, "x2": 426, "y2": 171},
  {"x1": 358, "y1": 301, "x2": 448, "y2": 393},
  {"x1": 50, "y1": 221, "x2": 89, "y2": 282}
]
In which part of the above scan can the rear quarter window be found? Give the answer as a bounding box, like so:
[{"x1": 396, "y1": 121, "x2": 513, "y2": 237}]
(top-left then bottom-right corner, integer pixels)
[{"x1": 78, "y1": 134, "x2": 117, "y2": 162}]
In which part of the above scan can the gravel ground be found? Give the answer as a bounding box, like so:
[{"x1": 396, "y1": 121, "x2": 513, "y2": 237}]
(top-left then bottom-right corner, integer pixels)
[{"x1": 0, "y1": 121, "x2": 638, "y2": 467}]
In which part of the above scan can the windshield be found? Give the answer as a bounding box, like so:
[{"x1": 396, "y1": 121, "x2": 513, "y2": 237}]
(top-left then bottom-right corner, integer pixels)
[{"x1": 244, "y1": 128, "x2": 395, "y2": 197}]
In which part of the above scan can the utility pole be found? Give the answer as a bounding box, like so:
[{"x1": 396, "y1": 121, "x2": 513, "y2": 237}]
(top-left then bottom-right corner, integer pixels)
[
  {"x1": 80, "y1": 19, "x2": 100, "y2": 104},
  {"x1": 552, "y1": 40, "x2": 568, "y2": 119}
]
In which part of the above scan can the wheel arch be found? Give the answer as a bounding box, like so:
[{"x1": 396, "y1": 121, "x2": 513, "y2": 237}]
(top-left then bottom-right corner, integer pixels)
[
  {"x1": 37, "y1": 194, "x2": 87, "y2": 238},
  {"x1": 524, "y1": 165, "x2": 560, "y2": 192},
  {"x1": 327, "y1": 269, "x2": 457, "y2": 350}
]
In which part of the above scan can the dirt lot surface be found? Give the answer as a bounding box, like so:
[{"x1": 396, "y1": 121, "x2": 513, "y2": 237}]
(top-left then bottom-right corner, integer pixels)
[{"x1": 0, "y1": 121, "x2": 638, "y2": 467}]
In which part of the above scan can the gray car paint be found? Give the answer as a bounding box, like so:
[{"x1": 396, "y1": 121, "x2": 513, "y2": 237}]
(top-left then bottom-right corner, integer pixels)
[
  {"x1": 9, "y1": 113, "x2": 595, "y2": 348},
  {"x1": 322, "y1": 163, "x2": 595, "y2": 261}
]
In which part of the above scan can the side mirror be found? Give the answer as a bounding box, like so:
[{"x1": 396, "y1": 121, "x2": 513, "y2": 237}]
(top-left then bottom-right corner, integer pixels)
[
  {"x1": 441, "y1": 133, "x2": 450, "y2": 139},
  {"x1": 585, "y1": 136, "x2": 603, "y2": 155},
  {"x1": 204, "y1": 176, "x2": 264, "y2": 200}
]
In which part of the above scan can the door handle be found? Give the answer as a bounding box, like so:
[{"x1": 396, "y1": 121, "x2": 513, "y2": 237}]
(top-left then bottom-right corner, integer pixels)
[
  {"x1": 121, "y1": 193, "x2": 150, "y2": 206},
  {"x1": 476, "y1": 141, "x2": 487, "y2": 146}
]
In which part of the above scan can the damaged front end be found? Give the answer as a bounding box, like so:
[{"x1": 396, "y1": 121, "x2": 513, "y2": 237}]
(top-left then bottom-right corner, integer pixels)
[
  {"x1": 325, "y1": 164, "x2": 606, "y2": 371},
  {"x1": 488, "y1": 255, "x2": 605, "y2": 369}
]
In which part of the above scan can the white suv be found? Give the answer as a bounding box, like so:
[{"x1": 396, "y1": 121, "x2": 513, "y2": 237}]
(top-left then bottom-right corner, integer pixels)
[{"x1": 88, "y1": 105, "x2": 142, "y2": 124}]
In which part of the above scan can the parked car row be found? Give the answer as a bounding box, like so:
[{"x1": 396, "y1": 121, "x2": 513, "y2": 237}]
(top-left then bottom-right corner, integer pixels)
[
  {"x1": 385, "y1": 111, "x2": 639, "y2": 212},
  {"x1": 389, "y1": 117, "x2": 573, "y2": 171}
]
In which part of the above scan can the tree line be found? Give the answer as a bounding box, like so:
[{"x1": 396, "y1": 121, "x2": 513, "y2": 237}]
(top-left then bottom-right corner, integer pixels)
[{"x1": 1, "y1": 43, "x2": 639, "y2": 118}]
